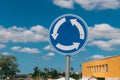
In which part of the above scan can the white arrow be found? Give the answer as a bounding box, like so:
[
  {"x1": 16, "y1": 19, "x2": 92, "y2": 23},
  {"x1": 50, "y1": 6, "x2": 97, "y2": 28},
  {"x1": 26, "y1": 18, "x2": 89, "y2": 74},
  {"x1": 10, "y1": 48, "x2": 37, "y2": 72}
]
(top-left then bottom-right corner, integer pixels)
[
  {"x1": 51, "y1": 18, "x2": 66, "y2": 40},
  {"x1": 56, "y1": 42, "x2": 80, "y2": 51},
  {"x1": 70, "y1": 19, "x2": 85, "y2": 39}
]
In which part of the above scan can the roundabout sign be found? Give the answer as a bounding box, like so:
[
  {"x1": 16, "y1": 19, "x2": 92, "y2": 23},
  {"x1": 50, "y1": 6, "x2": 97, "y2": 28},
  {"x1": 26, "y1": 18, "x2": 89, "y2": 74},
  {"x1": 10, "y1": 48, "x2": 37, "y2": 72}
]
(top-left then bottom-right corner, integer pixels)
[{"x1": 49, "y1": 14, "x2": 88, "y2": 55}]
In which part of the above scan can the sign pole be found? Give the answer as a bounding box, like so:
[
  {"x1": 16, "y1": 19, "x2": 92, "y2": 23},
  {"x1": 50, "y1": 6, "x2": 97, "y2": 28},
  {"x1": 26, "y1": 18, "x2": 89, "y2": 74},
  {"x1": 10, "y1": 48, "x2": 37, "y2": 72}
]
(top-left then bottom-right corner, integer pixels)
[
  {"x1": 65, "y1": 55, "x2": 70, "y2": 80},
  {"x1": 49, "y1": 14, "x2": 88, "y2": 80}
]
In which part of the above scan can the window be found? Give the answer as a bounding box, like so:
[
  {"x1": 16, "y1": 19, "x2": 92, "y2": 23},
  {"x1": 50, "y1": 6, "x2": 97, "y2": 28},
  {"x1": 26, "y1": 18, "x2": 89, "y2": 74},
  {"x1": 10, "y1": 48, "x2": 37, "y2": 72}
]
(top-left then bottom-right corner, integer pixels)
[
  {"x1": 94, "y1": 66, "x2": 96, "y2": 72},
  {"x1": 89, "y1": 66, "x2": 91, "y2": 72},
  {"x1": 105, "y1": 64, "x2": 108, "y2": 72},
  {"x1": 96, "y1": 65, "x2": 98, "y2": 72},
  {"x1": 99, "y1": 65, "x2": 101, "y2": 72},
  {"x1": 86, "y1": 64, "x2": 108, "y2": 73},
  {"x1": 87, "y1": 66, "x2": 89, "y2": 72},
  {"x1": 101, "y1": 65, "x2": 104, "y2": 72},
  {"x1": 92, "y1": 66, "x2": 94, "y2": 72}
]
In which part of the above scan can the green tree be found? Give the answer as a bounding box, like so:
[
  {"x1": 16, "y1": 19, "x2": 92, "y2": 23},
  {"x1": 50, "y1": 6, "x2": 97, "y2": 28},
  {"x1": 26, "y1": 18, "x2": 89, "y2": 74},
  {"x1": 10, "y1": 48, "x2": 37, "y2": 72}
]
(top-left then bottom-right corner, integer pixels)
[
  {"x1": 50, "y1": 68, "x2": 59, "y2": 79},
  {"x1": 70, "y1": 72, "x2": 79, "y2": 80},
  {"x1": 43, "y1": 67, "x2": 49, "y2": 79},
  {"x1": 33, "y1": 67, "x2": 42, "y2": 80},
  {"x1": 0, "y1": 54, "x2": 19, "y2": 78},
  {"x1": 70, "y1": 67, "x2": 74, "y2": 73},
  {"x1": 44, "y1": 68, "x2": 49, "y2": 73},
  {"x1": 33, "y1": 67, "x2": 40, "y2": 77}
]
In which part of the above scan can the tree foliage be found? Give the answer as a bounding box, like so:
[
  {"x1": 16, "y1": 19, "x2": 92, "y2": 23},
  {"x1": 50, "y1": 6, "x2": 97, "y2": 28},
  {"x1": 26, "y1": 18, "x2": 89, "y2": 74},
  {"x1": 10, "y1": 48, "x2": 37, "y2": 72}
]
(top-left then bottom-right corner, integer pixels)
[
  {"x1": 32, "y1": 67, "x2": 60, "y2": 79},
  {"x1": 32, "y1": 67, "x2": 81, "y2": 79},
  {"x1": 32, "y1": 67, "x2": 40, "y2": 77},
  {"x1": 0, "y1": 54, "x2": 19, "y2": 78}
]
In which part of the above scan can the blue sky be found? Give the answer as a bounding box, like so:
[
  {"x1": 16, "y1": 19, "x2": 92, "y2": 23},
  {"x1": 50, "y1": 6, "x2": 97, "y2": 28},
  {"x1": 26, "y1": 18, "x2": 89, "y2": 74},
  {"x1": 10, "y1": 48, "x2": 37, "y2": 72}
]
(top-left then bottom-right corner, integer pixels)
[{"x1": 0, "y1": 0, "x2": 120, "y2": 74}]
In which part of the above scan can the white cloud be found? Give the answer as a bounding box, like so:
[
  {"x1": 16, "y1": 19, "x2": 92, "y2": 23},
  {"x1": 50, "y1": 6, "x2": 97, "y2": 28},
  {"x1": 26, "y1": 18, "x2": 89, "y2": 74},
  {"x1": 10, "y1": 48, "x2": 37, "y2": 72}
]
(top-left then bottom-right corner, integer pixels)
[
  {"x1": 75, "y1": 0, "x2": 120, "y2": 10},
  {"x1": 30, "y1": 25, "x2": 48, "y2": 35},
  {"x1": 90, "y1": 55, "x2": 109, "y2": 60},
  {"x1": 11, "y1": 46, "x2": 40, "y2": 54},
  {"x1": 88, "y1": 24, "x2": 120, "y2": 51},
  {"x1": 108, "y1": 39, "x2": 120, "y2": 46},
  {"x1": 0, "y1": 25, "x2": 48, "y2": 43},
  {"x1": 20, "y1": 48, "x2": 40, "y2": 54},
  {"x1": 89, "y1": 41, "x2": 114, "y2": 51},
  {"x1": 53, "y1": 0, "x2": 74, "y2": 9},
  {"x1": 89, "y1": 24, "x2": 120, "y2": 41},
  {"x1": 53, "y1": 0, "x2": 120, "y2": 10},
  {"x1": 43, "y1": 45, "x2": 54, "y2": 51},
  {"x1": 1, "y1": 52, "x2": 10, "y2": 56},
  {"x1": 47, "y1": 52, "x2": 55, "y2": 57},
  {"x1": 42, "y1": 52, "x2": 55, "y2": 61},
  {"x1": 0, "y1": 44, "x2": 6, "y2": 49},
  {"x1": 11, "y1": 46, "x2": 21, "y2": 51}
]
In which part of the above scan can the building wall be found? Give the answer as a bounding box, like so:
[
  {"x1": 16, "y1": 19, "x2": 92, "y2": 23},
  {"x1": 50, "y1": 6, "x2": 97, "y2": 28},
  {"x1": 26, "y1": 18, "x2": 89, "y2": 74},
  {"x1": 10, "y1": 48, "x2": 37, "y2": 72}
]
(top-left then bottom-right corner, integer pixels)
[
  {"x1": 105, "y1": 78, "x2": 120, "y2": 80},
  {"x1": 82, "y1": 55, "x2": 120, "y2": 78}
]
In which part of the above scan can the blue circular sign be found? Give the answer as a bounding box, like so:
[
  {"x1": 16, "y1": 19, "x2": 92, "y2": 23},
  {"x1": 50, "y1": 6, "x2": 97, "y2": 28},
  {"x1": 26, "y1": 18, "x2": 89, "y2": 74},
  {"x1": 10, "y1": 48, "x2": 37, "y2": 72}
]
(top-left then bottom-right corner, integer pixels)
[{"x1": 49, "y1": 14, "x2": 88, "y2": 55}]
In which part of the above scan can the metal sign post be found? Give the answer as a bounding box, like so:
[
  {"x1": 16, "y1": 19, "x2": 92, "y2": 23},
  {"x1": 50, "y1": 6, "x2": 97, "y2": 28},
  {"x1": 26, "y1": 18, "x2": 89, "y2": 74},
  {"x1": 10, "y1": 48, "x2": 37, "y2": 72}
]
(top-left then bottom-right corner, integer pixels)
[{"x1": 65, "y1": 55, "x2": 70, "y2": 80}]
